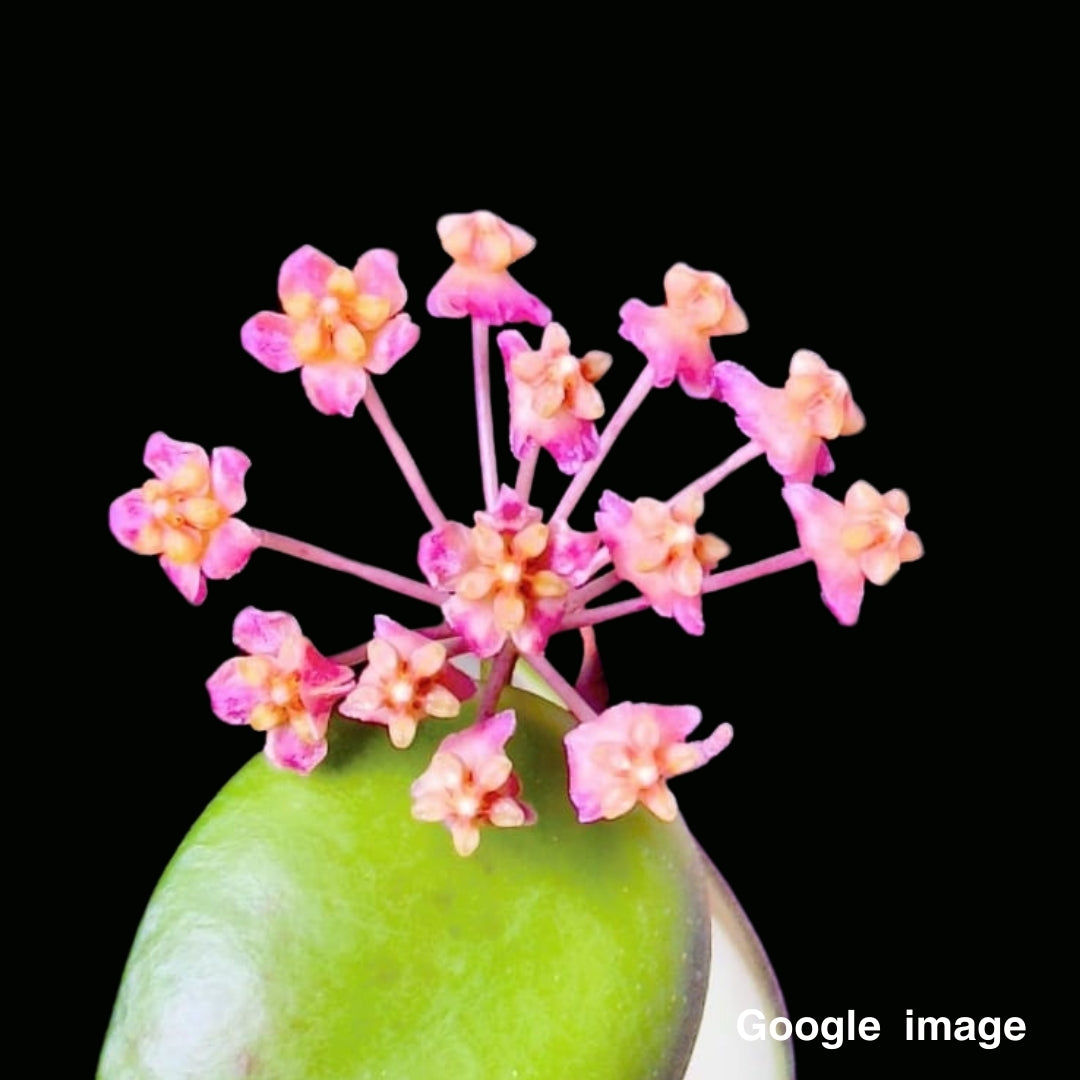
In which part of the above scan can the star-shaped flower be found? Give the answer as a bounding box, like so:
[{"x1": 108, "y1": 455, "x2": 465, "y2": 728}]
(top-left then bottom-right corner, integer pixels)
[
  {"x1": 419, "y1": 486, "x2": 600, "y2": 657},
  {"x1": 411, "y1": 710, "x2": 536, "y2": 855},
  {"x1": 618, "y1": 263, "x2": 747, "y2": 398},
  {"x1": 241, "y1": 245, "x2": 420, "y2": 417},
  {"x1": 564, "y1": 703, "x2": 733, "y2": 823},
  {"x1": 783, "y1": 481, "x2": 924, "y2": 625},
  {"x1": 109, "y1": 432, "x2": 258, "y2": 604},
  {"x1": 714, "y1": 350, "x2": 865, "y2": 482},
  {"x1": 595, "y1": 489, "x2": 730, "y2": 635},
  {"x1": 497, "y1": 322, "x2": 612, "y2": 475},
  {"x1": 206, "y1": 607, "x2": 357, "y2": 774},
  {"x1": 338, "y1": 616, "x2": 477, "y2": 748},
  {"x1": 426, "y1": 211, "x2": 551, "y2": 326}
]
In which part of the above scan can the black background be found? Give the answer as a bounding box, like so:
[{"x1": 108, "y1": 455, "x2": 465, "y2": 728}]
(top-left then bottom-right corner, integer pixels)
[{"x1": 66, "y1": 94, "x2": 1046, "y2": 1079}]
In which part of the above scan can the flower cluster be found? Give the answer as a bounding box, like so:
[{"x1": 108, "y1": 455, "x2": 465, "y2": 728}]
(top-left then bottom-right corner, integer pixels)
[{"x1": 109, "y1": 210, "x2": 922, "y2": 855}]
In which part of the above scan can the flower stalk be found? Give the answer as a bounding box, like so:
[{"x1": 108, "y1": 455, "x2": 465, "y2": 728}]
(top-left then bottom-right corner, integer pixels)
[
  {"x1": 363, "y1": 383, "x2": 446, "y2": 528},
  {"x1": 253, "y1": 529, "x2": 445, "y2": 606},
  {"x1": 551, "y1": 365, "x2": 654, "y2": 525},
  {"x1": 472, "y1": 317, "x2": 500, "y2": 510}
]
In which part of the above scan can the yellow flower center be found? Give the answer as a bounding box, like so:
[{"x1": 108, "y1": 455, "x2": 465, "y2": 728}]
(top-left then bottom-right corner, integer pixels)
[
  {"x1": 135, "y1": 467, "x2": 227, "y2": 563},
  {"x1": 284, "y1": 267, "x2": 392, "y2": 366}
]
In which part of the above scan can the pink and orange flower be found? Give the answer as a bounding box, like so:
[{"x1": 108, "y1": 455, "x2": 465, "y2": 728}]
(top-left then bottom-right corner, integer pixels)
[
  {"x1": 109, "y1": 432, "x2": 258, "y2": 605},
  {"x1": 618, "y1": 263, "x2": 747, "y2": 398},
  {"x1": 564, "y1": 703, "x2": 733, "y2": 823},
  {"x1": 498, "y1": 322, "x2": 611, "y2": 475},
  {"x1": 419, "y1": 487, "x2": 600, "y2": 657},
  {"x1": 783, "y1": 480, "x2": 923, "y2": 625},
  {"x1": 206, "y1": 607, "x2": 356, "y2": 774},
  {"x1": 595, "y1": 490, "x2": 730, "y2": 635},
  {"x1": 241, "y1": 245, "x2": 420, "y2": 417},
  {"x1": 426, "y1": 211, "x2": 551, "y2": 326},
  {"x1": 714, "y1": 350, "x2": 865, "y2": 483},
  {"x1": 411, "y1": 710, "x2": 536, "y2": 856},
  {"x1": 338, "y1": 616, "x2": 477, "y2": 748}
]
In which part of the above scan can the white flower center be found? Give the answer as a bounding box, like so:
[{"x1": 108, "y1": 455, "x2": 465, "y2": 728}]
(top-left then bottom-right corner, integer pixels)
[{"x1": 389, "y1": 679, "x2": 414, "y2": 705}]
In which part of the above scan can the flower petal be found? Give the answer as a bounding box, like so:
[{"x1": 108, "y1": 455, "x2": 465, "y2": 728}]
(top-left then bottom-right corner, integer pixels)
[
  {"x1": 427, "y1": 265, "x2": 551, "y2": 326},
  {"x1": 232, "y1": 607, "x2": 304, "y2": 657},
  {"x1": 240, "y1": 311, "x2": 302, "y2": 373},
  {"x1": 541, "y1": 420, "x2": 600, "y2": 475},
  {"x1": 546, "y1": 521, "x2": 602, "y2": 585},
  {"x1": 209, "y1": 446, "x2": 252, "y2": 514},
  {"x1": 298, "y1": 642, "x2": 356, "y2": 713},
  {"x1": 143, "y1": 432, "x2": 209, "y2": 485},
  {"x1": 109, "y1": 489, "x2": 156, "y2": 553},
  {"x1": 364, "y1": 313, "x2": 420, "y2": 376},
  {"x1": 265, "y1": 724, "x2": 327, "y2": 775},
  {"x1": 444, "y1": 595, "x2": 505, "y2": 658},
  {"x1": 206, "y1": 657, "x2": 268, "y2": 725},
  {"x1": 511, "y1": 598, "x2": 563, "y2": 655},
  {"x1": 477, "y1": 487, "x2": 541, "y2": 534},
  {"x1": 201, "y1": 519, "x2": 259, "y2": 580},
  {"x1": 353, "y1": 248, "x2": 407, "y2": 314},
  {"x1": 496, "y1": 328, "x2": 530, "y2": 367},
  {"x1": 440, "y1": 709, "x2": 517, "y2": 776},
  {"x1": 418, "y1": 521, "x2": 474, "y2": 590},
  {"x1": 300, "y1": 361, "x2": 369, "y2": 417},
  {"x1": 160, "y1": 557, "x2": 206, "y2": 605},
  {"x1": 278, "y1": 245, "x2": 336, "y2": 303}
]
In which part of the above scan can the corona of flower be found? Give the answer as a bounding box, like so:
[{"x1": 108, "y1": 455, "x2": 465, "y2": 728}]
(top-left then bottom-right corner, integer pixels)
[
  {"x1": 714, "y1": 350, "x2": 866, "y2": 483},
  {"x1": 498, "y1": 322, "x2": 611, "y2": 474},
  {"x1": 241, "y1": 245, "x2": 420, "y2": 417},
  {"x1": 108, "y1": 432, "x2": 258, "y2": 604},
  {"x1": 338, "y1": 616, "x2": 477, "y2": 748},
  {"x1": 595, "y1": 490, "x2": 730, "y2": 635},
  {"x1": 107, "y1": 211, "x2": 922, "y2": 856},
  {"x1": 783, "y1": 481, "x2": 924, "y2": 625},
  {"x1": 206, "y1": 607, "x2": 356, "y2": 774},
  {"x1": 419, "y1": 486, "x2": 600, "y2": 657},
  {"x1": 618, "y1": 262, "x2": 748, "y2": 398},
  {"x1": 565, "y1": 703, "x2": 734, "y2": 823},
  {"x1": 411, "y1": 710, "x2": 535, "y2": 855}
]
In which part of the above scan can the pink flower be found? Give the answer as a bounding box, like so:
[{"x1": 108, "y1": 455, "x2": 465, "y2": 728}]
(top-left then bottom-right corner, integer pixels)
[
  {"x1": 109, "y1": 432, "x2": 259, "y2": 605},
  {"x1": 618, "y1": 263, "x2": 748, "y2": 398},
  {"x1": 241, "y1": 245, "x2": 420, "y2": 417},
  {"x1": 713, "y1": 350, "x2": 866, "y2": 483},
  {"x1": 783, "y1": 481, "x2": 924, "y2": 625},
  {"x1": 411, "y1": 710, "x2": 535, "y2": 856},
  {"x1": 595, "y1": 490, "x2": 730, "y2": 635},
  {"x1": 497, "y1": 322, "x2": 612, "y2": 475},
  {"x1": 206, "y1": 607, "x2": 356, "y2": 774},
  {"x1": 338, "y1": 616, "x2": 477, "y2": 748},
  {"x1": 419, "y1": 486, "x2": 600, "y2": 657},
  {"x1": 564, "y1": 703, "x2": 733, "y2": 823},
  {"x1": 426, "y1": 211, "x2": 552, "y2": 326}
]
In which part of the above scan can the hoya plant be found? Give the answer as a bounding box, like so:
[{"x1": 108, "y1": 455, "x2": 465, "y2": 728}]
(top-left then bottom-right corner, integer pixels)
[{"x1": 100, "y1": 211, "x2": 921, "y2": 1079}]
